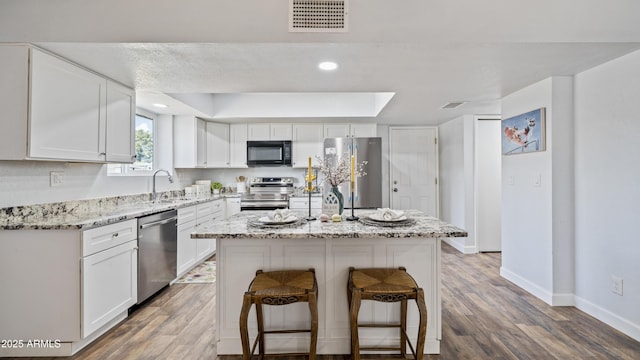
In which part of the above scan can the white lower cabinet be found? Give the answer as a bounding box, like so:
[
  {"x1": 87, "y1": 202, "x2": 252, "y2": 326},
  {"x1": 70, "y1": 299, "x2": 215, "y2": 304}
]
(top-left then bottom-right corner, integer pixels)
[
  {"x1": 0, "y1": 219, "x2": 138, "y2": 357},
  {"x1": 226, "y1": 197, "x2": 242, "y2": 218},
  {"x1": 177, "y1": 219, "x2": 198, "y2": 277},
  {"x1": 177, "y1": 199, "x2": 223, "y2": 277},
  {"x1": 81, "y1": 240, "x2": 137, "y2": 338}
]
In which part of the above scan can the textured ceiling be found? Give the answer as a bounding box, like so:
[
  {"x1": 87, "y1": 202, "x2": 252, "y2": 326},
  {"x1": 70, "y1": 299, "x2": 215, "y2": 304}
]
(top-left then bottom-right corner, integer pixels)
[{"x1": 2, "y1": 0, "x2": 639, "y2": 124}]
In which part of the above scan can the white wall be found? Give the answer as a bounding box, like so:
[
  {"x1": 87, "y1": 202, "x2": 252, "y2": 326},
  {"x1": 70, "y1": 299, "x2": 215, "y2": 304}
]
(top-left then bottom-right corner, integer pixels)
[
  {"x1": 573, "y1": 50, "x2": 640, "y2": 340},
  {"x1": 0, "y1": 114, "x2": 184, "y2": 208},
  {"x1": 439, "y1": 116, "x2": 475, "y2": 253},
  {"x1": 500, "y1": 76, "x2": 575, "y2": 305},
  {"x1": 475, "y1": 118, "x2": 502, "y2": 252}
]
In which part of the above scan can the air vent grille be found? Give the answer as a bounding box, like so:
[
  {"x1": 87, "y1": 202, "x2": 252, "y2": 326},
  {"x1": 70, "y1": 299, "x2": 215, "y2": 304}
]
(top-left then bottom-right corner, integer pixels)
[
  {"x1": 289, "y1": 0, "x2": 348, "y2": 32},
  {"x1": 441, "y1": 101, "x2": 467, "y2": 109}
]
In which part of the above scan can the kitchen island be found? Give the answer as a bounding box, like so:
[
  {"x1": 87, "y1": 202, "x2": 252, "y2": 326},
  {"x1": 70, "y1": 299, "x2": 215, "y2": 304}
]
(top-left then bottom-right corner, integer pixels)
[{"x1": 192, "y1": 209, "x2": 466, "y2": 355}]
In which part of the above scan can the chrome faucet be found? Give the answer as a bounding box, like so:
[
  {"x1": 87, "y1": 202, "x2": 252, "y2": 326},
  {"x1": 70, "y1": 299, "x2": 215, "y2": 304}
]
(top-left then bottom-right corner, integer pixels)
[{"x1": 152, "y1": 169, "x2": 174, "y2": 202}]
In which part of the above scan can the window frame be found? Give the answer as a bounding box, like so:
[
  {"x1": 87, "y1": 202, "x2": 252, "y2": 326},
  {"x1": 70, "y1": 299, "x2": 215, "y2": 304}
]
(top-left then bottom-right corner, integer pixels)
[{"x1": 107, "y1": 109, "x2": 157, "y2": 177}]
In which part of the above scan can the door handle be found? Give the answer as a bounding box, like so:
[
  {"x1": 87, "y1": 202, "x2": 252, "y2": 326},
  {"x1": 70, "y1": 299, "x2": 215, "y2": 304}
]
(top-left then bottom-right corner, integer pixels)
[{"x1": 393, "y1": 188, "x2": 398, "y2": 192}]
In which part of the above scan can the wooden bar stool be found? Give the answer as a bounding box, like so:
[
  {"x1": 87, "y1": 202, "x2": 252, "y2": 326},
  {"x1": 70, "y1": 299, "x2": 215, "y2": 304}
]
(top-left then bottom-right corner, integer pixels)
[
  {"x1": 239, "y1": 268, "x2": 318, "y2": 360},
  {"x1": 347, "y1": 267, "x2": 427, "y2": 360}
]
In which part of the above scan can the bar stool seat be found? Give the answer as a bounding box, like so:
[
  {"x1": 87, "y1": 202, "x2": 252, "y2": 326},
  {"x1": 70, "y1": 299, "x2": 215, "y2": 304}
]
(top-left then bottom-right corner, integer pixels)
[
  {"x1": 239, "y1": 269, "x2": 318, "y2": 360},
  {"x1": 348, "y1": 267, "x2": 427, "y2": 360}
]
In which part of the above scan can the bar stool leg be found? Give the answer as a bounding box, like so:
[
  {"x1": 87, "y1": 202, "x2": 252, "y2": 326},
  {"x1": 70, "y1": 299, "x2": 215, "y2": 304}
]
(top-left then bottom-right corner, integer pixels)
[
  {"x1": 401, "y1": 298, "x2": 408, "y2": 357},
  {"x1": 308, "y1": 290, "x2": 318, "y2": 360},
  {"x1": 349, "y1": 288, "x2": 362, "y2": 360},
  {"x1": 256, "y1": 301, "x2": 265, "y2": 357},
  {"x1": 415, "y1": 288, "x2": 428, "y2": 360},
  {"x1": 239, "y1": 292, "x2": 253, "y2": 360}
]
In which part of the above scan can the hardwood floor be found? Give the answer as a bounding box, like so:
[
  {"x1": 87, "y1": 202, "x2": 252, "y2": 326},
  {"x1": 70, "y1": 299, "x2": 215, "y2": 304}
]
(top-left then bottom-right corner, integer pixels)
[{"x1": 13, "y1": 244, "x2": 639, "y2": 359}]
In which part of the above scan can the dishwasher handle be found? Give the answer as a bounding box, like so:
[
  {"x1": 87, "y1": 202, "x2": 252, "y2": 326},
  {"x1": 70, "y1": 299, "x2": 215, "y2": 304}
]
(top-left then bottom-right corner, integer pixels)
[{"x1": 139, "y1": 216, "x2": 177, "y2": 229}]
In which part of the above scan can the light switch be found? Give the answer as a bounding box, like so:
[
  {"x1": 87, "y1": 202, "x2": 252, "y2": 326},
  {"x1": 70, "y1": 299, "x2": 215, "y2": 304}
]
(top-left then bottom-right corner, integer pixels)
[{"x1": 533, "y1": 174, "x2": 541, "y2": 187}]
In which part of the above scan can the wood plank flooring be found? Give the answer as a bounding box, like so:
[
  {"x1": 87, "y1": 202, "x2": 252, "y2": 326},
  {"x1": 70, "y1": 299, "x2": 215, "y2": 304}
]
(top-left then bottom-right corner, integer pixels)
[{"x1": 12, "y1": 244, "x2": 639, "y2": 359}]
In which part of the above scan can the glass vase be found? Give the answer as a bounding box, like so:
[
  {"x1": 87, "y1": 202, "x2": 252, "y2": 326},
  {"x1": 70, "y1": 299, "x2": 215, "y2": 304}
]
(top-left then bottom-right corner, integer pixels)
[{"x1": 331, "y1": 186, "x2": 344, "y2": 215}]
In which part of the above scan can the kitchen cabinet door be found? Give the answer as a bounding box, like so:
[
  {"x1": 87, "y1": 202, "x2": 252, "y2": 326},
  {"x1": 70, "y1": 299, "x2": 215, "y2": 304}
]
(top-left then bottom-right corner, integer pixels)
[
  {"x1": 177, "y1": 219, "x2": 198, "y2": 277},
  {"x1": 229, "y1": 123, "x2": 248, "y2": 167},
  {"x1": 324, "y1": 123, "x2": 351, "y2": 138},
  {"x1": 226, "y1": 197, "x2": 241, "y2": 218},
  {"x1": 81, "y1": 240, "x2": 137, "y2": 338},
  {"x1": 174, "y1": 116, "x2": 207, "y2": 168},
  {"x1": 247, "y1": 123, "x2": 270, "y2": 140},
  {"x1": 292, "y1": 123, "x2": 324, "y2": 168},
  {"x1": 105, "y1": 80, "x2": 135, "y2": 163},
  {"x1": 270, "y1": 123, "x2": 292, "y2": 140},
  {"x1": 350, "y1": 123, "x2": 377, "y2": 137},
  {"x1": 196, "y1": 118, "x2": 208, "y2": 167},
  {"x1": 29, "y1": 48, "x2": 107, "y2": 161},
  {"x1": 206, "y1": 122, "x2": 230, "y2": 167}
]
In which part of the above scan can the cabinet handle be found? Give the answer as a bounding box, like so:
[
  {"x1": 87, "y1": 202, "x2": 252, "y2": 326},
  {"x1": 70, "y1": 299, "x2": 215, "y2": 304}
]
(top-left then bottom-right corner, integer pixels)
[
  {"x1": 99, "y1": 152, "x2": 106, "y2": 156},
  {"x1": 112, "y1": 232, "x2": 119, "y2": 237}
]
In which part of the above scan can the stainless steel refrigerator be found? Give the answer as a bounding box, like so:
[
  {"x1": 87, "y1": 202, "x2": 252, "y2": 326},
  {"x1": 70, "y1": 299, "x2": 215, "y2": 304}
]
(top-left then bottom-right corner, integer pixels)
[{"x1": 323, "y1": 137, "x2": 382, "y2": 209}]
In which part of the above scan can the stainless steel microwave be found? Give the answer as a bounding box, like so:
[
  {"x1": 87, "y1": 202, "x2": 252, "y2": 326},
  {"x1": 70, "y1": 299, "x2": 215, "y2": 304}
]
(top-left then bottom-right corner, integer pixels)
[{"x1": 246, "y1": 140, "x2": 292, "y2": 167}]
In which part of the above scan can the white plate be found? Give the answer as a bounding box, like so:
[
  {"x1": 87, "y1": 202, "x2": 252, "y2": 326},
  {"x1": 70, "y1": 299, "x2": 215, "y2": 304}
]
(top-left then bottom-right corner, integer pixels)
[
  {"x1": 258, "y1": 216, "x2": 298, "y2": 225},
  {"x1": 368, "y1": 214, "x2": 408, "y2": 222}
]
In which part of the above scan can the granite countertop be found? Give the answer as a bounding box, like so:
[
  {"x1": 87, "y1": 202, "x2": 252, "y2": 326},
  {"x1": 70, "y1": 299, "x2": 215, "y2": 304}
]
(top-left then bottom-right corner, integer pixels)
[
  {"x1": 192, "y1": 209, "x2": 467, "y2": 239},
  {"x1": 0, "y1": 194, "x2": 237, "y2": 231}
]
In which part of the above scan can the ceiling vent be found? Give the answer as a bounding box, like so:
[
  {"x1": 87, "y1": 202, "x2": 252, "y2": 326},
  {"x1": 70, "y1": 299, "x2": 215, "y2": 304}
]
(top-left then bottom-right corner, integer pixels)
[
  {"x1": 289, "y1": 0, "x2": 348, "y2": 33},
  {"x1": 441, "y1": 101, "x2": 467, "y2": 109}
]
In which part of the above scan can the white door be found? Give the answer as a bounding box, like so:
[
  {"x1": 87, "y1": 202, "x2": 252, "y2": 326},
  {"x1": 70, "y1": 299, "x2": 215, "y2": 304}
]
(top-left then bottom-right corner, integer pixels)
[
  {"x1": 390, "y1": 127, "x2": 438, "y2": 216},
  {"x1": 475, "y1": 119, "x2": 502, "y2": 252}
]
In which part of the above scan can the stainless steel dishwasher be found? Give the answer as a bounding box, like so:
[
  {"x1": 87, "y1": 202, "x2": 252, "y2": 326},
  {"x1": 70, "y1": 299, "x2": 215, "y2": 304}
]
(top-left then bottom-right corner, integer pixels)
[{"x1": 137, "y1": 209, "x2": 177, "y2": 304}]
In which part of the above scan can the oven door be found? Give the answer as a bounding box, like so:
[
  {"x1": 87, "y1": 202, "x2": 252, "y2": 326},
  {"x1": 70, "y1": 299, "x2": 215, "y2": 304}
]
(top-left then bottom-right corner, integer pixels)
[{"x1": 246, "y1": 141, "x2": 292, "y2": 166}]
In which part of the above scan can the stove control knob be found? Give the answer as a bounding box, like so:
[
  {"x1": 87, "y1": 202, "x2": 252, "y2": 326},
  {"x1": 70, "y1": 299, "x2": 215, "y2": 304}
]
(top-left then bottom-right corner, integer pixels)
[{"x1": 285, "y1": 178, "x2": 292, "y2": 183}]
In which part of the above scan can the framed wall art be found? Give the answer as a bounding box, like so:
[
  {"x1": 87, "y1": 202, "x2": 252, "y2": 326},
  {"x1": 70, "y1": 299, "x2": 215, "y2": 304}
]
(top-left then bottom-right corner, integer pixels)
[{"x1": 502, "y1": 108, "x2": 546, "y2": 155}]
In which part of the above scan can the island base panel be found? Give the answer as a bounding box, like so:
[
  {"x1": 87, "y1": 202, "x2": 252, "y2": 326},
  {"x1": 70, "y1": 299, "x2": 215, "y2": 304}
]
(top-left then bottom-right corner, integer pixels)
[{"x1": 216, "y1": 237, "x2": 442, "y2": 355}]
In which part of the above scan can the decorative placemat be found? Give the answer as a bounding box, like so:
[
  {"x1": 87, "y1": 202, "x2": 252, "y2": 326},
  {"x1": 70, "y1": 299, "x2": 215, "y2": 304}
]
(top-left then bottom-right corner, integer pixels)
[
  {"x1": 358, "y1": 217, "x2": 417, "y2": 228},
  {"x1": 247, "y1": 217, "x2": 308, "y2": 229}
]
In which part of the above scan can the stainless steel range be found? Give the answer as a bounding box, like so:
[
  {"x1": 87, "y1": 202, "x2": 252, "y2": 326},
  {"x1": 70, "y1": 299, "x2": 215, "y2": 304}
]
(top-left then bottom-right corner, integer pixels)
[{"x1": 240, "y1": 177, "x2": 294, "y2": 211}]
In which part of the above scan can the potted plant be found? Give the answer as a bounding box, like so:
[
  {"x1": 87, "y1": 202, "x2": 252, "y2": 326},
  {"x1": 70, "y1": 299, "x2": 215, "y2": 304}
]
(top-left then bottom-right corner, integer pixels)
[{"x1": 211, "y1": 182, "x2": 223, "y2": 195}]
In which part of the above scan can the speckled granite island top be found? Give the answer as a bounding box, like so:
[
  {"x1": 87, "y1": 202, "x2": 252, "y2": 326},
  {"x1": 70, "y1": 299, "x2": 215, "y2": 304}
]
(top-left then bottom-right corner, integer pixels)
[{"x1": 193, "y1": 209, "x2": 467, "y2": 239}]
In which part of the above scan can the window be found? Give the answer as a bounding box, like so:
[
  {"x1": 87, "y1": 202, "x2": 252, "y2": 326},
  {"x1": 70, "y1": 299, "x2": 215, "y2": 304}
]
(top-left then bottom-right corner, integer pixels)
[{"x1": 107, "y1": 113, "x2": 155, "y2": 175}]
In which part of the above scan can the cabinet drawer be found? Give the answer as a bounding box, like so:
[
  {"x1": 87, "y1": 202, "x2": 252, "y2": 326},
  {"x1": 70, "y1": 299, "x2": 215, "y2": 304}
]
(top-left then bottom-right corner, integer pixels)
[
  {"x1": 82, "y1": 219, "x2": 137, "y2": 257},
  {"x1": 196, "y1": 201, "x2": 215, "y2": 218},
  {"x1": 178, "y1": 205, "x2": 197, "y2": 225}
]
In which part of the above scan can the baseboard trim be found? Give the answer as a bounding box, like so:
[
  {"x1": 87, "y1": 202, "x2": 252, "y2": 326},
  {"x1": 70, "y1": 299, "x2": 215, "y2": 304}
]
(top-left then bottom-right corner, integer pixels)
[
  {"x1": 443, "y1": 238, "x2": 476, "y2": 254},
  {"x1": 575, "y1": 296, "x2": 640, "y2": 342},
  {"x1": 500, "y1": 266, "x2": 553, "y2": 305}
]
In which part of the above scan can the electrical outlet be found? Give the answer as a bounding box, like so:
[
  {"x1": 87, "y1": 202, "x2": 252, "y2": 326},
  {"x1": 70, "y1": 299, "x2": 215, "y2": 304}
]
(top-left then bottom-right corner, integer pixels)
[
  {"x1": 611, "y1": 275, "x2": 623, "y2": 296},
  {"x1": 50, "y1": 171, "x2": 64, "y2": 187}
]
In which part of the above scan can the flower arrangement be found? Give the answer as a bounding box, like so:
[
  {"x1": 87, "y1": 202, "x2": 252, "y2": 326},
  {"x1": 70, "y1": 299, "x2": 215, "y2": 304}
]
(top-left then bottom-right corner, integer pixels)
[{"x1": 315, "y1": 155, "x2": 367, "y2": 187}]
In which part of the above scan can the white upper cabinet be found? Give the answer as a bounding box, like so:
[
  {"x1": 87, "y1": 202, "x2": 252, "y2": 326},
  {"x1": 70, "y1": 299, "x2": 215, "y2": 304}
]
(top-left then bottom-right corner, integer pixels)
[
  {"x1": 229, "y1": 123, "x2": 248, "y2": 167},
  {"x1": 324, "y1": 123, "x2": 351, "y2": 138},
  {"x1": 350, "y1": 123, "x2": 377, "y2": 137},
  {"x1": 206, "y1": 122, "x2": 230, "y2": 167},
  {"x1": 292, "y1": 123, "x2": 324, "y2": 168},
  {"x1": 105, "y1": 81, "x2": 135, "y2": 163},
  {"x1": 248, "y1": 123, "x2": 292, "y2": 140},
  {"x1": 247, "y1": 123, "x2": 269, "y2": 140},
  {"x1": 270, "y1": 123, "x2": 293, "y2": 140},
  {"x1": 29, "y1": 48, "x2": 107, "y2": 162},
  {"x1": 174, "y1": 116, "x2": 207, "y2": 168},
  {"x1": 0, "y1": 45, "x2": 135, "y2": 163},
  {"x1": 324, "y1": 123, "x2": 377, "y2": 138}
]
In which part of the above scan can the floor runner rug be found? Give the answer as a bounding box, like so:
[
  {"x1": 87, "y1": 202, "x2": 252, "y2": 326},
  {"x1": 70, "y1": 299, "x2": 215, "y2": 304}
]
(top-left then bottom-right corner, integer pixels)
[{"x1": 175, "y1": 261, "x2": 216, "y2": 283}]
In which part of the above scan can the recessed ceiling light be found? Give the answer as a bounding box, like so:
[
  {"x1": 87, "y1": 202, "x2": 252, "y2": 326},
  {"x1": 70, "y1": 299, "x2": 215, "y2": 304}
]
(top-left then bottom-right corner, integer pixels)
[
  {"x1": 318, "y1": 61, "x2": 338, "y2": 71},
  {"x1": 152, "y1": 103, "x2": 168, "y2": 108}
]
